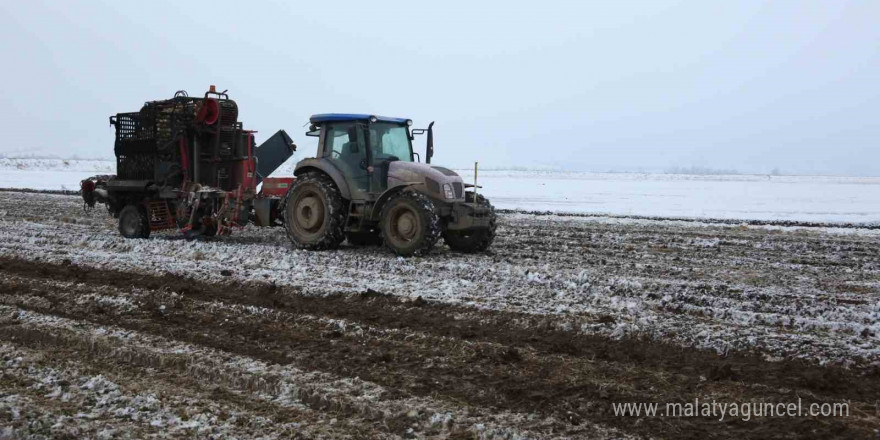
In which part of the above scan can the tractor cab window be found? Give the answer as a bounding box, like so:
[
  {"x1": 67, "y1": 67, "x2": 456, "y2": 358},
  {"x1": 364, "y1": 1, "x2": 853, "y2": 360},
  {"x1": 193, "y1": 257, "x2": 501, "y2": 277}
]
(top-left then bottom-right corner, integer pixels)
[
  {"x1": 325, "y1": 122, "x2": 369, "y2": 192},
  {"x1": 369, "y1": 122, "x2": 412, "y2": 163}
]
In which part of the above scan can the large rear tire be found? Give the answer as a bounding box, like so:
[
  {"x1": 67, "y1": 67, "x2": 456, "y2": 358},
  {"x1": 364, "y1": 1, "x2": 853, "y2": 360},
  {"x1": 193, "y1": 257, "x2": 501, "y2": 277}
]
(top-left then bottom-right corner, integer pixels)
[
  {"x1": 443, "y1": 192, "x2": 496, "y2": 253},
  {"x1": 380, "y1": 191, "x2": 440, "y2": 257},
  {"x1": 283, "y1": 173, "x2": 346, "y2": 250},
  {"x1": 118, "y1": 204, "x2": 150, "y2": 239}
]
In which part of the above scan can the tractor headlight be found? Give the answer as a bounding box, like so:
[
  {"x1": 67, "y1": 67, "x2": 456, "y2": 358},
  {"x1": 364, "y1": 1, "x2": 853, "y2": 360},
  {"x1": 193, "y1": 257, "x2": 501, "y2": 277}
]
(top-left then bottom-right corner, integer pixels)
[{"x1": 442, "y1": 183, "x2": 455, "y2": 199}]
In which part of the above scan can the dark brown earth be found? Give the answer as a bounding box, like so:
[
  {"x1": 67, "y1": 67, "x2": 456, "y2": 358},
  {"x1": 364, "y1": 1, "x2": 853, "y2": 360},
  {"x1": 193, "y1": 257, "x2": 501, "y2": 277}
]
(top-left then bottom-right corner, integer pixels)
[{"x1": 1, "y1": 256, "x2": 878, "y2": 439}]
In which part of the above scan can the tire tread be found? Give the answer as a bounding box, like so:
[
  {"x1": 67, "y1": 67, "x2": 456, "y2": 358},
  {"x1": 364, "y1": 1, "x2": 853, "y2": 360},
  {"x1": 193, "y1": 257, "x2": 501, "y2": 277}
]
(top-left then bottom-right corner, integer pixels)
[
  {"x1": 380, "y1": 191, "x2": 441, "y2": 256},
  {"x1": 283, "y1": 173, "x2": 346, "y2": 250}
]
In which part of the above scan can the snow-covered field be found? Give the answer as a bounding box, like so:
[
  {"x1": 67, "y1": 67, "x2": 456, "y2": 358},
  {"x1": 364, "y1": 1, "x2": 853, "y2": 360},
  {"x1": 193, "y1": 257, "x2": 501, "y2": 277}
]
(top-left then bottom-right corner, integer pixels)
[
  {"x1": 1, "y1": 191, "x2": 877, "y2": 370},
  {"x1": 1, "y1": 160, "x2": 879, "y2": 438},
  {"x1": 453, "y1": 169, "x2": 880, "y2": 223},
  {"x1": 1, "y1": 191, "x2": 879, "y2": 438},
  {"x1": 4, "y1": 158, "x2": 880, "y2": 223},
  {"x1": 0, "y1": 158, "x2": 114, "y2": 191}
]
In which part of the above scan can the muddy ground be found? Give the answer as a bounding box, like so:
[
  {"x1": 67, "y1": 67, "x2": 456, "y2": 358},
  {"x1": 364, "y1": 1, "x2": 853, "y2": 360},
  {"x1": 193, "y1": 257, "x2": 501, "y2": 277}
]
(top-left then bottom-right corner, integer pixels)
[{"x1": 0, "y1": 191, "x2": 878, "y2": 439}]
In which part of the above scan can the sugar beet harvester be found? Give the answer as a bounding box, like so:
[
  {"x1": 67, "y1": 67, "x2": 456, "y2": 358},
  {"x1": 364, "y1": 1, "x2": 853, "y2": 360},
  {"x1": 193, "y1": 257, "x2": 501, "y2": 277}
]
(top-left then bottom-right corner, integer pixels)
[
  {"x1": 83, "y1": 87, "x2": 497, "y2": 256},
  {"x1": 81, "y1": 87, "x2": 296, "y2": 238}
]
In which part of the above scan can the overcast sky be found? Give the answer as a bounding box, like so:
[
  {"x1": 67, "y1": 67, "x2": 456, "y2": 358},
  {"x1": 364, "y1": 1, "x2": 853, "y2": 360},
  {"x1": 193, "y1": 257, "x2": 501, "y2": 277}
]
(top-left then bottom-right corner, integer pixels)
[{"x1": 1, "y1": 1, "x2": 877, "y2": 175}]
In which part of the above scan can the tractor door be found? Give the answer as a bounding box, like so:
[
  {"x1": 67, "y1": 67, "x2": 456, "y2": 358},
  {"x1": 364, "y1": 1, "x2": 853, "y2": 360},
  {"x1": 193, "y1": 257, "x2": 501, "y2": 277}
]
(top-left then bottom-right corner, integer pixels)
[
  {"x1": 368, "y1": 122, "x2": 412, "y2": 193},
  {"x1": 324, "y1": 122, "x2": 370, "y2": 196}
]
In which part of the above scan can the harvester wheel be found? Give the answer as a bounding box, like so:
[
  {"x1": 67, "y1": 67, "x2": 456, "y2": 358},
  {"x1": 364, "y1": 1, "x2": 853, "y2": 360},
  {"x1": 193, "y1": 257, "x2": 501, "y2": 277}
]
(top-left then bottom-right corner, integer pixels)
[
  {"x1": 118, "y1": 204, "x2": 150, "y2": 239},
  {"x1": 380, "y1": 191, "x2": 440, "y2": 257},
  {"x1": 443, "y1": 192, "x2": 497, "y2": 253},
  {"x1": 283, "y1": 173, "x2": 345, "y2": 250}
]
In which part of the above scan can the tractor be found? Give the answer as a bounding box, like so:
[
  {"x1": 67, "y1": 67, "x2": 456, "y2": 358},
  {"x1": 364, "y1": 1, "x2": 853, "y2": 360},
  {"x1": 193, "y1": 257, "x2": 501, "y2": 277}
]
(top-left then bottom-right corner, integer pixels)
[{"x1": 284, "y1": 114, "x2": 496, "y2": 256}]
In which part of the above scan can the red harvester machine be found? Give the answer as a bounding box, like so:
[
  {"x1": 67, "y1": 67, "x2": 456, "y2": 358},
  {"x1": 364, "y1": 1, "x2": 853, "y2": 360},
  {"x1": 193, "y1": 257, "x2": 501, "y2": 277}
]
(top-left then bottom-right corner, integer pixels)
[{"x1": 81, "y1": 87, "x2": 296, "y2": 238}]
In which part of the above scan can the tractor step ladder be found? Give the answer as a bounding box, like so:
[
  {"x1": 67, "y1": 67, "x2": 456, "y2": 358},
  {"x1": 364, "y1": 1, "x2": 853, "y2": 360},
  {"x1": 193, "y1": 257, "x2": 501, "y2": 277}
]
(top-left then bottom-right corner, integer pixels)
[
  {"x1": 147, "y1": 200, "x2": 176, "y2": 231},
  {"x1": 348, "y1": 201, "x2": 367, "y2": 230}
]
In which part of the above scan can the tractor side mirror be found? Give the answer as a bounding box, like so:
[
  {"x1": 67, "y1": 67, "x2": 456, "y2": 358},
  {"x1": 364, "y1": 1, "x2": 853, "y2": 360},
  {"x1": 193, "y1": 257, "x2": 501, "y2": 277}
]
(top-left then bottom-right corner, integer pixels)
[{"x1": 305, "y1": 124, "x2": 320, "y2": 137}]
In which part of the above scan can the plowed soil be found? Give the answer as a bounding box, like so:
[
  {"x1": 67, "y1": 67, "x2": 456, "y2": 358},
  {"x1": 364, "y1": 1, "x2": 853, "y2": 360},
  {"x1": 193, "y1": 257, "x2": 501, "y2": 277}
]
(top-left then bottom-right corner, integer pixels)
[{"x1": 0, "y1": 191, "x2": 878, "y2": 439}]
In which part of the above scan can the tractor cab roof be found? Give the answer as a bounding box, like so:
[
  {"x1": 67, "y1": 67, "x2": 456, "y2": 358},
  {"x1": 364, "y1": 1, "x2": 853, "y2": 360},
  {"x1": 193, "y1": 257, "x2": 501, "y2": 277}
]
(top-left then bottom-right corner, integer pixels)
[{"x1": 309, "y1": 114, "x2": 409, "y2": 125}]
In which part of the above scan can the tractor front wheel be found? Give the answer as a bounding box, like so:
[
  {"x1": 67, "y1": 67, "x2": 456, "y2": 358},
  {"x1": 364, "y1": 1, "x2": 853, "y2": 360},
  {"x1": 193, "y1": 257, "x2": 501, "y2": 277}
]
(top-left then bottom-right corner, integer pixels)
[
  {"x1": 443, "y1": 192, "x2": 497, "y2": 253},
  {"x1": 283, "y1": 173, "x2": 346, "y2": 250},
  {"x1": 380, "y1": 191, "x2": 440, "y2": 257},
  {"x1": 118, "y1": 204, "x2": 150, "y2": 239}
]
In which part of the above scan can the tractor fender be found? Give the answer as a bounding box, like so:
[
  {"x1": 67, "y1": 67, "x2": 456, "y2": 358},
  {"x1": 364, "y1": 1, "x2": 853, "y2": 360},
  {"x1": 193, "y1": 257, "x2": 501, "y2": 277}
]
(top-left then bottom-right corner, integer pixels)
[
  {"x1": 371, "y1": 183, "x2": 421, "y2": 220},
  {"x1": 293, "y1": 159, "x2": 352, "y2": 200}
]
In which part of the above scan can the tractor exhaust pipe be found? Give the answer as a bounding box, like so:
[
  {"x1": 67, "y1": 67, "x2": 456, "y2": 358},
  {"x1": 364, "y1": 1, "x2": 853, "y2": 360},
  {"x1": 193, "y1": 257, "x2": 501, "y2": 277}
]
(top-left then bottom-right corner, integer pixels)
[{"x1": 426, "y1": 122, "x2": 434, "y2": 164}]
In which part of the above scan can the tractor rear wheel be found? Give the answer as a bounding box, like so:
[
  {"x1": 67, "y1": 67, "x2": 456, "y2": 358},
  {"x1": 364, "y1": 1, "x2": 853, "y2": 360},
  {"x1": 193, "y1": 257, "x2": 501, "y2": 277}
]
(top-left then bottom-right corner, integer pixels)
[
  {"x1": 380, "y1": 191, "x2": 440, "y2": 257},
  {"x1": 118, "y1": 204, "x2": 150, "y2": 239},
  {"x1": 443, "y1": 192, "x2": 496, "y2": 253},
  {"x1": 283, "y1": 173, "x2": 346, "y2": 250}
]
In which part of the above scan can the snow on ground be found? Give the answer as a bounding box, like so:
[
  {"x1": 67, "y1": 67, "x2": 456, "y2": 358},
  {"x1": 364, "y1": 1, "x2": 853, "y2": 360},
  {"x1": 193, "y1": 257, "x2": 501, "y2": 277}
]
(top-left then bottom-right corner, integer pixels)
[
  {"x1": 3, "y1": 158, "x2": 880, "y2": 223},
  {"x1": 0, "y1": 305, "x2": 571, "y2": 440},
  {"x1": 454, "y1": 169, "x2": 880, "y2": 223},
  {"x1": 0, "y1": 158, "x2": 113, "y2": 191},
  {"x1": 1, "y1": 188, "x2": 878, "y2": 437},
  {"x1": 0, "y1": 191, "x2": 877, "y2": 371}
]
